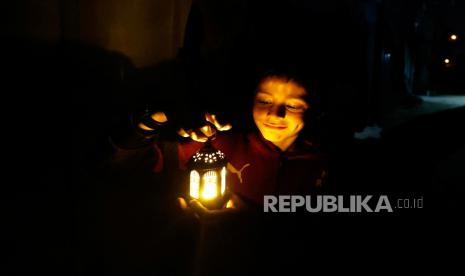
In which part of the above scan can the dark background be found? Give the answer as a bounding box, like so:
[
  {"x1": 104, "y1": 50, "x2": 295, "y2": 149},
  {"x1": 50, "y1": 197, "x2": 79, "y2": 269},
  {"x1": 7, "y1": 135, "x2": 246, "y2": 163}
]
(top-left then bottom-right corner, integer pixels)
[{"x1": 5, "y1": 0, "x2": 464, "y2": 275}]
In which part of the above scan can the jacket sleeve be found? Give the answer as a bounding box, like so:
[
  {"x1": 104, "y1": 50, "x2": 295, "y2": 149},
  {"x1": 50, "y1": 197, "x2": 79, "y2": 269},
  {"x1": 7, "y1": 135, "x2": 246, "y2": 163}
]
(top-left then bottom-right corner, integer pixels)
[{"x1": 108, "y1": 112, "x2": 165, "y2": 172}]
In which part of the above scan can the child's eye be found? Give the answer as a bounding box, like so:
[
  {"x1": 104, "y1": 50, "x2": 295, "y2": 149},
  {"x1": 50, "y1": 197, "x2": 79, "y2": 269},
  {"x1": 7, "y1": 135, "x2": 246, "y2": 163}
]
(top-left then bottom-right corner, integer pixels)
[
  {"x1": 286, "y1": 104, "x2": 305, "y2": 112},
  {"x1": 257, "y1": 99, "x2": 272, "y2": 105}
]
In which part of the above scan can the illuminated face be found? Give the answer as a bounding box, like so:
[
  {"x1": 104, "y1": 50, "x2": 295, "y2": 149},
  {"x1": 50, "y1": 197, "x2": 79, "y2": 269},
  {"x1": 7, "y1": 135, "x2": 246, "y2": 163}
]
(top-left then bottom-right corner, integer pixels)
[{"x1": 253, "y1": 76, "x2": 309, "y2": 151}]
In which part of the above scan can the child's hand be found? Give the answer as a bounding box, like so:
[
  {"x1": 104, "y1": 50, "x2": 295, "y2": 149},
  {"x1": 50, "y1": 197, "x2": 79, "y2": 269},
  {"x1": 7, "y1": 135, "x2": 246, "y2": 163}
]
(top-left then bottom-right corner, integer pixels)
[
  {"x1": 137, "y1": 111, "x2": 169, "y2": 132},
  {"x1": 176, "y1": 194, "x2": 245, "y2": 221},
  {"x1": 177, "y1": 112, "x2": 232, "y2": 142},
  {"x1": 137, "y1": 111, "x2": 231, "y2": 142}
]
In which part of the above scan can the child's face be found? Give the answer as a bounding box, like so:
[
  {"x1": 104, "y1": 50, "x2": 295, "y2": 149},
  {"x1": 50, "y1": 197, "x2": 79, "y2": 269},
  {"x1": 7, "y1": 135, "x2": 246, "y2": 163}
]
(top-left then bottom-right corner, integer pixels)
[{"x1": 253, "y1": 76, "x2": 309, "y2": 151}]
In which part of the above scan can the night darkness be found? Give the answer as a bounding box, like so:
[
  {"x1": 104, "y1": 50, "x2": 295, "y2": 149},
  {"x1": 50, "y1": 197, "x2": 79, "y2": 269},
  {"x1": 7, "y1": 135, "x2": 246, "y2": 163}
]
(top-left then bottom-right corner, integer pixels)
[{"x1": 5, "y1": 0, "x2": 464, "y2": 275}]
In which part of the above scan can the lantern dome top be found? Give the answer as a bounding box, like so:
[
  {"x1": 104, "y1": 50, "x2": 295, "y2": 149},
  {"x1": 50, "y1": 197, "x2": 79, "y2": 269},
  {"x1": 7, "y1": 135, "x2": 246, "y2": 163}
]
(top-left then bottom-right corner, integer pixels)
[{"x1": 188, "y1": 144, "x2": 227, "y2": 169}]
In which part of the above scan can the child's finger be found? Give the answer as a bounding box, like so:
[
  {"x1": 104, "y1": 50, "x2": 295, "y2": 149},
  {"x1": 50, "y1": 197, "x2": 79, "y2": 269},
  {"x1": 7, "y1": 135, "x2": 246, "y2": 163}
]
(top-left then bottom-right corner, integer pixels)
[
  {"x1": 178, "y1": 128, "x2": 191, "y2": 138},
  {"x1": 190, "y1": 131, "x2": 209, "y2": 142},
  {"x1": 199, "y1": 124, "x2": 216, "y2": 137},
  {"x1": 217, "y1": 123, "x2": 232, "y2": 131},
  {"x1": 205, "y1": 113, "x2": 232, "y2": 132},
  {"x1": 138, "y1": 122, "x2": 155, "y2": 131},
  {"x1": 177, "y1": 197, "x2": 189, "y2": 211},
  {"x1": 189, "y1": 199, "x2": 211, "y2": 216},
  {"x1": 150, "y1": 111, "x2": 168, "y2": 123}
]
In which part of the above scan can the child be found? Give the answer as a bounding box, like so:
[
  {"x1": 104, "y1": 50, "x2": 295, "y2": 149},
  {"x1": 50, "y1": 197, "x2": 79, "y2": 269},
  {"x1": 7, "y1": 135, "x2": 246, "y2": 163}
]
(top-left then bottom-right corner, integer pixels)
[{"x1": 114, "y1": 70, "x2": 329, "y2": 212}]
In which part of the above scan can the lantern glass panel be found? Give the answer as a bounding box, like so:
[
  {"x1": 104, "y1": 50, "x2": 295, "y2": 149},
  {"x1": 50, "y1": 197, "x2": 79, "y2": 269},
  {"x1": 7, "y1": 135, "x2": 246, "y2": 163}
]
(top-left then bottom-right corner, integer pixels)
[
  {"x1": 221, "y1": 167, "x2": 226, "y2": 194},
  {"x1": 190, "y1": 170, "x2": 200, "y2": 199},
  {"x1": 202, "y1": 170, "x2": 217, "y2": 200}
]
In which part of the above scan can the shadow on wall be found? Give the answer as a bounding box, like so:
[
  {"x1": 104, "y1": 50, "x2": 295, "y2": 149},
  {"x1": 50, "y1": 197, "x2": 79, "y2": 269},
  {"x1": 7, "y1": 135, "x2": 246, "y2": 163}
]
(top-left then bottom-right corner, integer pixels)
[
  {"x1": 4, "y1": 36, "x2": 249, "y2": 183},
  {"x1": 8, "y1": 38, "x2": 196, "y2": 274},
  {"x1": 4, "y1": 38, "x2": 134, "y2": 274}
]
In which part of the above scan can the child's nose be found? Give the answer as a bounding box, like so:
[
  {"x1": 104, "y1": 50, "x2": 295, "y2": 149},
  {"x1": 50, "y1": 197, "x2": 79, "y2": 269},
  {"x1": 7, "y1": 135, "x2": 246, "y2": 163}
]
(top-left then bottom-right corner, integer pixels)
[{"x1": 267, "y1": 105, "x2": 286, "y2": 118}]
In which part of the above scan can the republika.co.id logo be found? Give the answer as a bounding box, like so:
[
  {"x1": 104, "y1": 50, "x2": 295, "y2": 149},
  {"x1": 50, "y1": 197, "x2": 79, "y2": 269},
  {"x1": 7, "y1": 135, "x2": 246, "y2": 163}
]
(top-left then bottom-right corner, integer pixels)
[{"x1": 264, "y1": 195, "x2": 424, "y2": 213}]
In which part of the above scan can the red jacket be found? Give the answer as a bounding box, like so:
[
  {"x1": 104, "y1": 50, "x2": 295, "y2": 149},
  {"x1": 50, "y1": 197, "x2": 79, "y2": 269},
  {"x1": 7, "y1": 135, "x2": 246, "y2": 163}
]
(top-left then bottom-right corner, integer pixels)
[{"x1": 153, "y1": 131, "x2": 329, "y2": 205}]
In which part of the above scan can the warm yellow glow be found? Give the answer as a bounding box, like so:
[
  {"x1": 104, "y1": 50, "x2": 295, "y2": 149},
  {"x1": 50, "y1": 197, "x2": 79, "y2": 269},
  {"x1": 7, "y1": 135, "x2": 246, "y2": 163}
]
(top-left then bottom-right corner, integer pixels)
[
  {"x1": 450, "y1": 34, "x2": 457, "y2": 40},
  {"x1": 221, "y1": 167, "x2": 226, "y2": 195},
  {"x1": 444, "y1": 58, "x2": 450, "y2": 64},
  {"x1": 190, "y1": 170, "x2": 200, "y2": 199},
  {"x1": 221, "y1": 167, "x2": 226, "y2": 194},
  {"x1": 202, "y1": 171, "x2": 217, "y2": 200},
  {"x1": 226, "y1": 199, "x2": 235, "y2": 209}
]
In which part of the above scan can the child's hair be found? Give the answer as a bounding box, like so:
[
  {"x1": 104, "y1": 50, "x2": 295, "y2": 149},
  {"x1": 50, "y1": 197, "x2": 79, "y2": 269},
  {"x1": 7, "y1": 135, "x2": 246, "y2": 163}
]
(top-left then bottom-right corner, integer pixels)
[{"x1": 253, "y1": 64, "x2": 319, "y2": 104}]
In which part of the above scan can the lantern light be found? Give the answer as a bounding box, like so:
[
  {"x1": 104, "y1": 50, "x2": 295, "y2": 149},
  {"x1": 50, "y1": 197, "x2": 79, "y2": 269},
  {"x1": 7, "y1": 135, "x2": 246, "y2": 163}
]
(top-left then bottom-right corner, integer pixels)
[
  {"x1": 188, "y1": 141, "x2": 228, "y2": 209},
  {"x1": 450, "y1": 34, "x2": 457, "y2": 41}
]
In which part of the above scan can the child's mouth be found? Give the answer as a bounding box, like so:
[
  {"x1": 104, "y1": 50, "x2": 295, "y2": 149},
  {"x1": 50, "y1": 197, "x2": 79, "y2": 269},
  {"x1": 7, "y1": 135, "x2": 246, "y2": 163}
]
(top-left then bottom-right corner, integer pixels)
[{"x1": 264, "y1": 123, "x2": 287, "y2": 130}]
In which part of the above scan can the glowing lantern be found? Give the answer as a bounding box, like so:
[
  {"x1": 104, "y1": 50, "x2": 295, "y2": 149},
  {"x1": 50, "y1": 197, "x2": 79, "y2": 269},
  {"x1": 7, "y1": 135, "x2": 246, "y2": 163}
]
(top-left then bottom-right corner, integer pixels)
[{"x1": 188, "y1": 141, "x2": 228, "y2": 209}]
